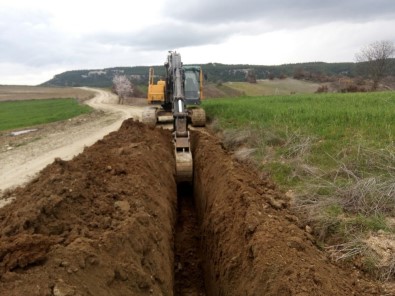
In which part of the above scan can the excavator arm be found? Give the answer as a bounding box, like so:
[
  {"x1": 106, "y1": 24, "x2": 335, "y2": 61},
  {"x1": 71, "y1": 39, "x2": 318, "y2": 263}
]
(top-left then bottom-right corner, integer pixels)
[
  {"x1": 144, "y1": 51, "x2": 206, "y2": 182},
  {"x1": 165, "y1": 52, "x2": 193, "y2": 182}
]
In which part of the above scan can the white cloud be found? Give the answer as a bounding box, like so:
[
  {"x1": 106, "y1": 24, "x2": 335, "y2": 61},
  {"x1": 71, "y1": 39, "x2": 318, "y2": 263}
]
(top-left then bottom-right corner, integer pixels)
[{"x1": 0, "y1": 0, "x2": 394, "y2": 84}]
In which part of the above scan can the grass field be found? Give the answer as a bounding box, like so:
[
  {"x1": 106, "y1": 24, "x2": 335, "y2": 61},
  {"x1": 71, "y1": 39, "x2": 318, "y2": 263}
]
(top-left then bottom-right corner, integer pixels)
[
  {"x1": 0, "y1": 98, "x2": 91, "y2": 131},
  {"x1": 204, "y1": 92, "x2": 395, "y2": 161},
  {"x1": 203, "y1": 91, "x2": 395, "y2": 276}
]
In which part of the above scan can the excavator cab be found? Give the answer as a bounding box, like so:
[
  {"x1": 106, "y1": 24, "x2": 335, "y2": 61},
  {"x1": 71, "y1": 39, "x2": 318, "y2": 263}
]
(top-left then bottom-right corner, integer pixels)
[{"x1": 183, "y1": 66, "x2": 203, "y2": 105}]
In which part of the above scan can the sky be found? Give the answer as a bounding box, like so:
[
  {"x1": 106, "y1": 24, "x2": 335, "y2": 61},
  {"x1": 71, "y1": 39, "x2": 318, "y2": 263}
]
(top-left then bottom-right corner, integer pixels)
[{"x1": 0, "y1": 0, "x2": 394, "y2": 85}]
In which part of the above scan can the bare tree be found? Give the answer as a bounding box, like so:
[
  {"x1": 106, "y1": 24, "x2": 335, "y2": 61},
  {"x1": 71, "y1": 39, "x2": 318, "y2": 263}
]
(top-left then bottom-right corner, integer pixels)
[
  {"x1": 356, "y1": 40, "x2": 395, "y2": 90},
  {"x1": 112, "y1": 75, "x2": 133, "y2": 104}
]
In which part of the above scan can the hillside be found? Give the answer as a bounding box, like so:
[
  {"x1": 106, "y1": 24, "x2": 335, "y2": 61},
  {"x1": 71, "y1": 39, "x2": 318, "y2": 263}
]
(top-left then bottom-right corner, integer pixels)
[{"x1": 40, "y1": 62, "x2": 367, "y2": 88}]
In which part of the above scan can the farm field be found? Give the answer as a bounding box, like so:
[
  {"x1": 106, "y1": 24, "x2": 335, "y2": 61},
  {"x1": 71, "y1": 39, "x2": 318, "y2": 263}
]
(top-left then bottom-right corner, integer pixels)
[
  {"x1": 226, "y1": 78, "x2": 322, "y2": 96},
  {"x1": 0, "y1": 85, "x2": 94, "y2": 102},
  {"x1": 0, "y1": 98, "x2": 92, "y2": 131},
  {"x1": 203, "y1": 78, "x2": 322, "y2": 98}
]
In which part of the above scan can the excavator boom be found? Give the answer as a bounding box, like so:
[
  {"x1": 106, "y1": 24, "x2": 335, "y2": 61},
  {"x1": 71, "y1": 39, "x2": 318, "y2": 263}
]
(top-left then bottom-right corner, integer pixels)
[{"x1": 144, "y1": 51, "x2": 206, "y2": 182}]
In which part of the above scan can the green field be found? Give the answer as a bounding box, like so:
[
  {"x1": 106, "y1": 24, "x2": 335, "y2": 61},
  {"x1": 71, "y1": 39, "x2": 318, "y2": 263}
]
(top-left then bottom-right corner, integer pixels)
[
  {"x1": 203, "y1": 91, "x2": 395, "y2": 264},
  {"x1": 204, "y1": 92, "x2": 395, "y2": 161},
  {"x1": 0, "y1": 98, "x2": 91, "y2": 131}
]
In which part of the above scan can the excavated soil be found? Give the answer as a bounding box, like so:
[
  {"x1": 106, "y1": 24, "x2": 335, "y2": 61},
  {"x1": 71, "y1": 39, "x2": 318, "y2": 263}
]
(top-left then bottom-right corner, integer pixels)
[
  {"x1": 0, "y1": 119, "x2": 382, "y2": 295},
  {"x1": 0, "y1": 120, "x2": 177, "y2": 295}
]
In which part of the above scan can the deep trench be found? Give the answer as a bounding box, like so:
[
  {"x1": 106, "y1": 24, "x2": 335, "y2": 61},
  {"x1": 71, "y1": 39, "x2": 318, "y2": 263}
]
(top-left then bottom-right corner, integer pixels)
[{"x1": 174, "y1": 182, "x2": 207, "y2": 295}]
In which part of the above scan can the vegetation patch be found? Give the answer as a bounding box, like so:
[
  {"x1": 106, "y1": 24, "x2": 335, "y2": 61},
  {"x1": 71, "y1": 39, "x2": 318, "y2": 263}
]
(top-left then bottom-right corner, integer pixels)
[
  {"x1": 0, "y1": 98, "x2": 91, "y2": 131},
  {"x1": 203, "y1": 91, "x2": 395, "y2": 279}
]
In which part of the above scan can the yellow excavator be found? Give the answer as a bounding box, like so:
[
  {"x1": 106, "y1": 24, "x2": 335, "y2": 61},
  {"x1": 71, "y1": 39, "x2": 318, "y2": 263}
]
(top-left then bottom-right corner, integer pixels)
[{"x1": 142, "y1": 51, "x2": 206, "y2": 182}]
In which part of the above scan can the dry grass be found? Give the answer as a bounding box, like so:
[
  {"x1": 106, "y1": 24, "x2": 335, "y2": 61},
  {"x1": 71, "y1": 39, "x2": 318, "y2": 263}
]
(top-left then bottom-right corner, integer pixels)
[
  {"x1": 326, "y1": 239, "x2": 371, "y2": 262},
  {"x1": 284, "y1": 130, "x2": 315, "y2": 159},
  {"x1": 337, "y1": 177, "x2": 395, "y2": 216}
]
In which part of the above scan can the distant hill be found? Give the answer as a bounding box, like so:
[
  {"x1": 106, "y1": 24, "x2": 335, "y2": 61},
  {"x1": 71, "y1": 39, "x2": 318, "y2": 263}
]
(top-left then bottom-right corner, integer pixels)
[
  {"x1": 41, "y1": 61, "x2": 395, "y2": 88},
  {"x1": 40, "y1": 62, "x2": 355, "y2": 87}
]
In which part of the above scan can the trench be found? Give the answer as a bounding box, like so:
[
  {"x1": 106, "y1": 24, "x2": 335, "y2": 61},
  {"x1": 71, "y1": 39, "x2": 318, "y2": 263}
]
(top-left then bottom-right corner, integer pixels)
[{"x1": 174, "y1": 183, "x2": 207, "y2": 295}]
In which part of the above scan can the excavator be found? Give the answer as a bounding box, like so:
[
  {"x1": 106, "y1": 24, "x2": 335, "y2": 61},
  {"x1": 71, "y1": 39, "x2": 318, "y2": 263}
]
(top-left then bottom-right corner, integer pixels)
[{"x1": 142, "y1": 51, "x2": 206, "y2": 182}]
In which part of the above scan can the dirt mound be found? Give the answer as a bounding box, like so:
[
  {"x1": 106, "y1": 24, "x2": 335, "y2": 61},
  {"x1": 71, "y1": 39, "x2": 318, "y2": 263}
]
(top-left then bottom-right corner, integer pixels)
[
  {"x1": 192, "y1": 132, "x2": 381, "y2": 296},
  {"x1": 0, "y1": 120, "x2": 177, "y2": 295}
]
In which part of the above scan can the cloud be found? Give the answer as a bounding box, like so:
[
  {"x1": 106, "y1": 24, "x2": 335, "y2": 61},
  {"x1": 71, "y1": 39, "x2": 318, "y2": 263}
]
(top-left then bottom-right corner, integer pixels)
[
  {"x1": 92, "y1": 21, "x2": 242, "y2": 51},
  {"x1": 164, "y1": 0, "x2": 395, "y2": 26},
  {"x1": 0, "y1": 0, "x2": 394, "y2": 84}
]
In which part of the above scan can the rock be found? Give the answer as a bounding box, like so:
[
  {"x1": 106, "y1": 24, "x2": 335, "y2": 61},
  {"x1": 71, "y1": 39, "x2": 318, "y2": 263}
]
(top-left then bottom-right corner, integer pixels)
[
  {"x1": 53, "y1": 280, "x2": 76, "y2": 296},
  {"x1": 287, "y1": 237, "x2": 306, "y2": 252},
  {"x1": 305, "y1": 225, "x2": 313, "y2": 234},
  {"x1": 60, "y1": 261, "x2": 70, "y2": 267},
  {"x1": 114, "y1": 200, "x2": 130, "y2": 212},
  {"x1": 267, "y1": 196, "x2": 286, "y2": 209},
  {"x1": 114, "y1": 267, "x2": 128, "y2": 281}
]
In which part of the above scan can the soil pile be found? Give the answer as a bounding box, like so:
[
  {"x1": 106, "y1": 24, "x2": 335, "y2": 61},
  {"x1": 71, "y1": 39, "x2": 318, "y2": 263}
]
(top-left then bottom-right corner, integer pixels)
[
  {"x1": 0, "y1": 120, "x2": 177, "y2": 295},
  {"x1": 192, "y1": 132, "x2": 381, "y2": 296}
]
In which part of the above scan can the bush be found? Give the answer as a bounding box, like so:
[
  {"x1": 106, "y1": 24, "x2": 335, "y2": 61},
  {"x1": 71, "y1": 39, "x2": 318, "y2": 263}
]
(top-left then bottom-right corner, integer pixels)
[
  {"x1": 315, "y1": 85, "x2": 329, "y2": 93},
  {"x1": 340, "y1": 84, "x2": 367, "y2": 93}
]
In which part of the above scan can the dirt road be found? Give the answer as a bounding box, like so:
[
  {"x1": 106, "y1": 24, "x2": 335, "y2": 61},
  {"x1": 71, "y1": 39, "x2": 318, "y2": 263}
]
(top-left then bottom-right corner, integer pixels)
[{"x1": 0, "y1": 88, "x2": 144, "y2": 200}]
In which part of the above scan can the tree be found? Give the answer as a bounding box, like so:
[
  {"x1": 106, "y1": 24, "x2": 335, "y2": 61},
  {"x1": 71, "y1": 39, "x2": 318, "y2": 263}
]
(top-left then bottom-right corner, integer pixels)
[
  {"x1": 245, "y1": 69, "x2": 257, "y2": 83},
  {"x1": 112, "y1": 75, "x2": 133, "y2": 104},
  {"x1": 356, "y1": 40, "x2": 395, "y2": 90}
]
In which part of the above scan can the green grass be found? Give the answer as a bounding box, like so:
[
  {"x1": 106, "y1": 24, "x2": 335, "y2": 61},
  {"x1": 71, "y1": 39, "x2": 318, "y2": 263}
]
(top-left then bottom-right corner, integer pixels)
[
  {"x1": 204, "y1": 92, "x2": 395, "y2": 170},
  {"x1": 0, "y1": 98, "x2": 91, "y2": 131}
]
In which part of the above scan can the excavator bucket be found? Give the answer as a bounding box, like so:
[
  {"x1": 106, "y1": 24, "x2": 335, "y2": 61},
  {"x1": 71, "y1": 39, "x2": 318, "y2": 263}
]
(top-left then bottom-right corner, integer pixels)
[
  {"x1": 174, "y1": 134, "x2": 193, "y2": 182},
  {"x1": 176, "y1": 151, "x2": 193, "y2": 182}
]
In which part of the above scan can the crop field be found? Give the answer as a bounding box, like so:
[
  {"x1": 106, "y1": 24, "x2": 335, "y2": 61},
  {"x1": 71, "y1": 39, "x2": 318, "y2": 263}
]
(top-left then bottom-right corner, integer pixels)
[
  {"x1": 225, "y1": 78, "x2": 321, "y2": 96},
  {"x1": 0, "y1": 85, "x2": 94, "y2": 102},
  {"x1": 204, "y1": 91, "x2": 395, "y2": 278},
  {"x1": 0, "y1": 98, "x2": 91, "y2": 131},
  {"x1": 204, "y1": 92, "x2": 395, "y2": 157},
  {"x1": 203, "y1": 78, "x2": 321, "y2": 98}
]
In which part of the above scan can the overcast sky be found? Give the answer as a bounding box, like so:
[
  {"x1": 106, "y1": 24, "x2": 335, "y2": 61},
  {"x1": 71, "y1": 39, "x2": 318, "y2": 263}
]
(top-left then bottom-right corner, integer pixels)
[{"x1": 0, "y1": 0, "x2": 394, "y2": 85}]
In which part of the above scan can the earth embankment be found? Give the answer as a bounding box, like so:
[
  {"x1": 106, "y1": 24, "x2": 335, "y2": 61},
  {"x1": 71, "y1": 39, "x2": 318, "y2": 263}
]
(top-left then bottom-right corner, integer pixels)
[{"x1": 0, "y1": 120, "x2": 177, "y2": 295}]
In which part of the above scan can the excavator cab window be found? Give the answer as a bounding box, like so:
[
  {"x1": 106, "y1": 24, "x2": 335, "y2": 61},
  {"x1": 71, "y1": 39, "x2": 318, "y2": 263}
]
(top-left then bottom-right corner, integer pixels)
[{"x1": 184, "y1": 70, "x2": 200, "y2": 103}]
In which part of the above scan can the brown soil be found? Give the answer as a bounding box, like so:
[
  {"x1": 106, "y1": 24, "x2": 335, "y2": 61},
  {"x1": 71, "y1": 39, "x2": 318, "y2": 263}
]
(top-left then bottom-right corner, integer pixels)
[
  {"x1": 0, "y1": 120, "x2": 177, "y2": 295},
  {"x1": 0, "y1": 119, "x2": 382, "y2": 295}
]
